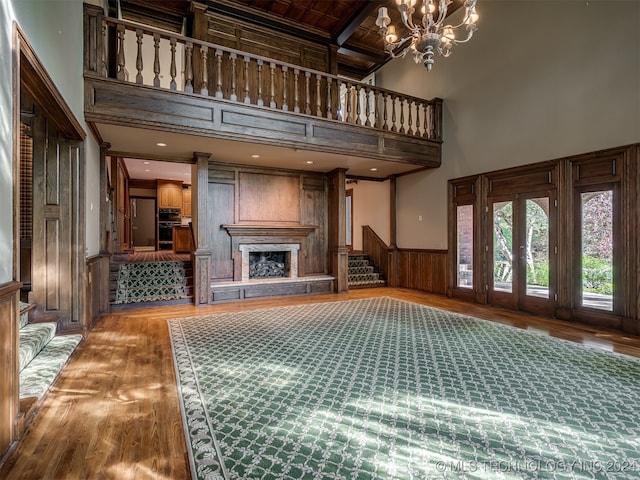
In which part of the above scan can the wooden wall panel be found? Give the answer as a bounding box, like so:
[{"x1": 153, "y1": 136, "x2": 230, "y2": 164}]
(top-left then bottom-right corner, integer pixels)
[
  {"x1": 239, "y1": 172, "x2": 300, "y2": 223},
  {"x1": 0, "y1": 282, "x2": 20, "y2": 459},
  {"x1": 209, "y1": 182, "x2": 235, "y2": 281},
  {"x1": 397, "y1": 249, "x2": 448, "y2": 295},
  {"x1": 301, "y1": 177, "x2": 327, "y2": 275}
]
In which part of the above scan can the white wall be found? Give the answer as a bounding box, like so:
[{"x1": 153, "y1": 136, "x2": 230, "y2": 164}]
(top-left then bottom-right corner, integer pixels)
[
  {"x1": 376, "y1": 1, "x2": 640, "y2": 249},
  {"x1": 0, "y1": 0, "x2": 15, "y2": 282},
  {"x1": 349, "y1": 180, "x2": 391, "y2": 250}
]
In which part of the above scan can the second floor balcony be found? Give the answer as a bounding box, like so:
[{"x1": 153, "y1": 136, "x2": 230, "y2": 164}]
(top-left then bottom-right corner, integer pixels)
[{"x1": 83, "y1": 5, "x2": 443, "y2": 177}]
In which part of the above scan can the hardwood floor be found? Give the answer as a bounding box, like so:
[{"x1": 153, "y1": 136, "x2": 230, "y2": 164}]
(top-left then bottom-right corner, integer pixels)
[{"x1": 2, "y1": 288, "x2": 640, "y2": 479}]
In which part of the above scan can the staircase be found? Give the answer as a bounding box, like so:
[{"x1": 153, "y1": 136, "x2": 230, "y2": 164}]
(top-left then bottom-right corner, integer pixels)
[
  {"x1": 348, "y1": 253, "x2": 386, "y2": 289},
  {"x1": 18, "y1": 302, "x2": 82, "y2": 401},
  {"x1": 110, "y1": 260, "x2": 194, "y2": 309}
]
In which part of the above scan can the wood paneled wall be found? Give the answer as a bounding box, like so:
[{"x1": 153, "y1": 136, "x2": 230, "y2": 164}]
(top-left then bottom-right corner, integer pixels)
[
  {"x1": 85, "y1": 255, "x2": 110, "y2": 331},
  {"x1": 362, "y1": 225, "x2": 448, "y2": 295},
  {"x1": 207, "y1": 164, "x2": 328, "y2": 284},
  {"x1": 0, "y1": 282, "x2": 20, "y2": 460}
]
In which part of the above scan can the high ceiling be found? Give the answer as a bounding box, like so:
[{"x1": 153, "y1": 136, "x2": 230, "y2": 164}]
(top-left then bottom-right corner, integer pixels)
[{"x1": 114, "y1": 0, "x2": 462, "y2": 79}]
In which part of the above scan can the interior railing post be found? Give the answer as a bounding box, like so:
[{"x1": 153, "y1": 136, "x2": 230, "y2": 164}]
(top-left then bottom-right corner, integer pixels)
[
  {"x1": 423, "y1": 103, "x2": 429, "y2": 138},
  {"x1": 326, "y1": 78, "x2": 332, "y2": 119},
  {"x1": 399, "y1": 97, "x2": 406, "y2": 134},
  {"x1": 415, "y1": 101, "x2": 421, "y2": 136},
  {"x1": 364, "y1": 87, "x2": 371, "y2": 127},
  {"x1": 282, "y1": 66, "x2": 288, "y2": 111},
  {"x1": 373, "y1": 90, "x2": 380, "y2": 128},
  {"x1": 184, "y1": 41, "x2": 193, "y2": 93},
  {"x1": 200, "y1": 46, "x2": 209, "y2": 96},
  {"x1": 382, "y1": 91, "x2": 388, "y2": 130},
  {"x1": 116, "y1": 24, "x2": 126, "y2": 81},
  {"x1": 304, "y1": 72, "x2": 311, "y2": 115},
  {"x1": 434, "y1": 98, "x2": 443, "y2": 141},
  {"x1": 243, "y1": 56, "x2": 250, "y2": 104},
  {"x1": 337, "y1": 79, "x2": 343, "y2": 121},
  {"x1": 316, "y1": 74, "x2": 322, "y2": 117},
  {"x1": 293, "y1": 69, "x2": 300, "y2": 113},
  {"x1": 230, "y1": 53, "x2": 237, "y2": 101},
  {"x1": 169, "y1": 37, "x2": 177, "y2": 90},
  {"x1": 100, "y1": 21, "x2": 108, "y2": 77},
  {"x1": 391, "y1": 94, "x2": 397, "y2": 132},
  {"x1": 269, "y1": 62, "x2": 276, "y2": 108},
  {"x1": 153, "y1": 33, "x2": 160, "y2": 87},
  {"x1": 346, "y1": 82, "x2": 352, "y2": 123},
  {"x1": 407, "y1": 99, "x2": 413, "y2": 135},
  {"x1": 355, "y1": 84, "x2": 362, "y2": 125},
  {"x1": 256, "y1": 59, "x2": 264, "y2": 106},
  {"x1": 135, "y1": 28, "x2": 143, "y2": 84},
  {"x1": 214, "y1": 50, "x2": 223, "y2": 98},
  {"x1": 428, "y1": 102, "x2": 436, "y2": 139}
]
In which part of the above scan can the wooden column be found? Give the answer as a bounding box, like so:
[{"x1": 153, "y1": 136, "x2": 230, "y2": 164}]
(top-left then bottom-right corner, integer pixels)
[
  {"x1": 0, "y1": 281, "x2": 20, "y2": 459},
  {"x1": 328, "y1": 168, "x2": 348, "y2": 292},
  {"x1": 192, "y1": 152, "x2": 212, "y2": 305}
]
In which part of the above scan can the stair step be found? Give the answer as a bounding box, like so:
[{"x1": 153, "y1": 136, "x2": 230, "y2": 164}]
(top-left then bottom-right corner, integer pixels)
[
  {"x1": 348, "y1": 279, "x2": 387, "y2": 289},
  {"x1": 20, "y1": 334, "x2": 82, "y2": 399},
  {"x1": 348, "y1": 272, "x2": 381, "y2": 282},
  {"x1": 19, "y1": 323, "x2": 57, "y2": 371}
]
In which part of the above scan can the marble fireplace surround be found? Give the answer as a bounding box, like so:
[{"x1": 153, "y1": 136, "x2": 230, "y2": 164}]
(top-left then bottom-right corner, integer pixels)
[{"x1": 222, "y1": 224, "x2": 317, "y2": 282}]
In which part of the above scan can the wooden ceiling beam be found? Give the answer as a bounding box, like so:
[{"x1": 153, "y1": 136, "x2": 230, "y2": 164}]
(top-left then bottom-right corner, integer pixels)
[{"x1": 333, "y1": 0, "x2": 384, "y2": 46}]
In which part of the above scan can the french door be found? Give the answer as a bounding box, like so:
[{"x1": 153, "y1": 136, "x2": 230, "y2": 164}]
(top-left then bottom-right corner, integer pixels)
[{"x1": 489, "y1": 191, "x2": 556, "y2": 315}]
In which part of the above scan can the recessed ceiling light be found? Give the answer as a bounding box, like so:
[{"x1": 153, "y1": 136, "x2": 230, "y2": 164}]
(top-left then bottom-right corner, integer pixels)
[
  {"x1": 370, "y1": 168, "x2": 378, "y2": 172},
  {"x1": 156, "y1": 142, "x2": 167, "y2": 147},
  {"x1": 143, "y1": 161, "x2": 150, "y2": 165},
  {"x1": 251, "y1": 154, "x2": 260, "y2": 158},
  {"x1": 306, "y1": 160, "x2": 314, "y2": 164},
  {"x1": 144, "y1": 169, "x2": 151, "y2": 172}
]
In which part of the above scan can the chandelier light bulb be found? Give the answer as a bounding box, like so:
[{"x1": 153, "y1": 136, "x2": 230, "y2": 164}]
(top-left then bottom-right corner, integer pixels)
[{"x1": 386, "y1": 25, "x2": 398, "y2": 43}]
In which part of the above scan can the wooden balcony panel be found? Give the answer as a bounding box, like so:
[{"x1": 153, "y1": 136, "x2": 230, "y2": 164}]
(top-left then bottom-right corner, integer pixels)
[{"x1": 83, "y1": 6, "x2": 443, "y2": 168}]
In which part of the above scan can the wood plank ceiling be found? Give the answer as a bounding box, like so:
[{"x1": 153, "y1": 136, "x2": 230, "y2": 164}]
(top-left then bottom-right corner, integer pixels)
[{"x1": 113, "y1": 0, "x2": 462, "y2": 79}]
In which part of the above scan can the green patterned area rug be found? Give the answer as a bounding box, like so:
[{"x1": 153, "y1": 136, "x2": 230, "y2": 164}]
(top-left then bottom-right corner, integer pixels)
[{"x1": 168, "y1": 297, "x2": 640, "y2": 480}]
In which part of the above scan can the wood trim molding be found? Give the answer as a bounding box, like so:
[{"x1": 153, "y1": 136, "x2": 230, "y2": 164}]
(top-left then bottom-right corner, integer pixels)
[
  {"x1": 16, "y1": 25, "x2": 86, "y2": 141},
  {"x1": 222, "y1": 224, "x2": 317, "y2": 237}
]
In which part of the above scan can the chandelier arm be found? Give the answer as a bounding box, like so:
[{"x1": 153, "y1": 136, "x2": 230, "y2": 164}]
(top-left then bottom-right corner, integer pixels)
[{"x1": 436, "y1": 0, "x2": 448, "y2": 25}]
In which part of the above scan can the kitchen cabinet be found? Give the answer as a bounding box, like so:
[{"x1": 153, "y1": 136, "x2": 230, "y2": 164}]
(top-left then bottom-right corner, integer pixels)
[
  {"x1": 173, "y1": 226, "x2": 192, "y2": 253},
  {"x1": 182, "y1": 186, "x2": 192, "y2": 217},
  {"x1": 157, "y1": 180, "x2": 183, "y2": 209}
]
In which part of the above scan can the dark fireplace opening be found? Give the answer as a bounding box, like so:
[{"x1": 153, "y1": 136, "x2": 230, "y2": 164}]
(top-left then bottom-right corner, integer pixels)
[{"x1": 249, "y1": 251, "x2": 290, "y2": 279}]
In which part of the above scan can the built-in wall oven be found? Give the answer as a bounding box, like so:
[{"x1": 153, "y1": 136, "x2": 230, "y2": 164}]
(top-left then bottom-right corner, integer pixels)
[{"x1": 158, "y1": 208, "x2": 181, "y2": 250}]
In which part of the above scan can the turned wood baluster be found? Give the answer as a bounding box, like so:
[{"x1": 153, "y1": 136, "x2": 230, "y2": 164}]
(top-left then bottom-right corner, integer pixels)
[
  {"x1": 269, "y1": 62, "x2": 276, "y2": 108},
  {"x1": 100, "y1": 22, "x2": 107, "y2": 77},
  {"x1": 345, "y1": 83, "x2": 352, "y2": 123},
  {"x1": 391, "y1": 94, "x2": 397, "y2": 132},
  {"x1": 355, "y1": 84, "x2": 362, "y2": 125},
  {"x1": 200, "y1": 46, "x2": 208, "y2": 96},
  {"x1": 374, "y1": 90, "x2": 381, "y2": 128},
  {"x1": 293, "y1": 69, "x2": 300, "y2": 113},
  {"x1": 399, "y1": 97, "x2": 406, "y2": 134},
  {"x1": 282, "y1": 66, "x2": 288, "y2": 111},
  {"x1": 184, "y1": 42, "x2": 193, "y2": 93},
  {"x1": 316, "y1": 74, "x2": 322, "y2": 117},
  {"x1": 116, "y1": 24, "x2": 126, "y2": 81},
  {"x1": 415, "y1": 101, "x2": 421, "y2": 136},
  {"x1": 429, "y1": 102, "x2": 436, "y2": 139},
  {"x1": 407, "y1": 100, "x2": 414, "y2": 135},
  {"x1": 337, "y1": 79, "x2": 343, "y2": 121},
  {"x1": 243, "y1": 56, "x2": 250, "y2": 103},
  {"x1": 304, "y1": 72, "x2": 311, "y2": 115},
  {"x1": 215, "y1": 50, "x2": 223, "y2": 98},
  {"x1": 423, "y1": 103, "x2": 429, "y2": 138},
  {"x1": 169, "y1": 37, "x2": 177, "y2": 90},
  {"x1": 230, "y1": 53, "x2": 237, "y2": 101},
  {"x1": 256, "y1": 59, "x2": 264, "y2": 106},
  {"x1": 135, "y1": 29, "x2": 143, "y2": 84},
  {"x1": 326, "y1": 78, "x2": 332, "y2": 119},
  {"x1": 153, "y1": 33, "x2": 160, "y2": 87},
  {"x1": 382, "y1": 92, "x2": 388, "y2": 130},
  {"x1": 364, "y1": 87, "x2": 371, "y2": 127}
]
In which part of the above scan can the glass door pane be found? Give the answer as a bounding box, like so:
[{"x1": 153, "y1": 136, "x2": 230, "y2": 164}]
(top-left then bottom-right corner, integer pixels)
[
  {"x1": 493, "y1": 201, "x2": 513, "y2": 293},
  {"x1": 581, "y1": 191, "x2": 613, "y2": 311},
  {"x1": 457, "y1": 204, "x2": 473, "y2": 288},
  {"x1": 525, "y1": 198, "x2": 550, "y2": 298}
]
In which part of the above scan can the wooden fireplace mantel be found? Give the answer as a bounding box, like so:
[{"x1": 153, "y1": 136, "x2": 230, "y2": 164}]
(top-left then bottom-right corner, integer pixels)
[{"x1": 222, "y1": 224, "x2": 317, "y2": 237}]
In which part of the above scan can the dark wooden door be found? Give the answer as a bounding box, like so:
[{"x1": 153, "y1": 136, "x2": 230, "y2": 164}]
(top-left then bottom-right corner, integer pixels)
[{"x1": 31, "y1": 110, "x2": 76, "y2": 324}]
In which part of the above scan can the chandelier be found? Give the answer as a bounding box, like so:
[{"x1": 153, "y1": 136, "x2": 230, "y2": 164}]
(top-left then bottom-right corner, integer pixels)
[{"x1": 376, "y1": 0, "x2": 479, "y2": 71}]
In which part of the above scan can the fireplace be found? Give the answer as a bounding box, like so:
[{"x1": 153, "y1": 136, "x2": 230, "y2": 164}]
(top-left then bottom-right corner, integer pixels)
[
  {"x1": 249, "y1": 251, "x2": 290, "y2": 279},
  {"x1": 239, "y1": 243, "x2": 300, "y2": 282}
]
